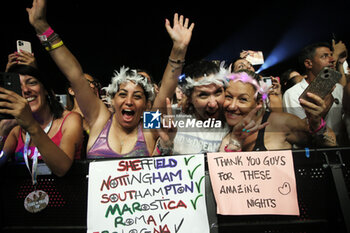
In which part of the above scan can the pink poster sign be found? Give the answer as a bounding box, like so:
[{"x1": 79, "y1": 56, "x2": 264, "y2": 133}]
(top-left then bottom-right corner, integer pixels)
[{"x1": 207, "y1": 150, "x2": 299, "y2": 216}]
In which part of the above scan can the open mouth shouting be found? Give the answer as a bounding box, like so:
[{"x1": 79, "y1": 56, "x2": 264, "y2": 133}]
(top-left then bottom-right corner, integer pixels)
[{"x1": 121, "y1": 109, "x2": 135, "y2": 122}]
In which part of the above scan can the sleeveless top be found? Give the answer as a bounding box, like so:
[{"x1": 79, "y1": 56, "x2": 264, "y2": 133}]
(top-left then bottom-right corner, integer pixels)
[
  {"x1": 14, "y1": 112, "x2": 81, "y2": 161},
  {"x1": 252, "y1": 111, "x2": 270, "y2": 151},
  {"x1": 87, "y1": 114, "x2": 150, "y2": 159}
]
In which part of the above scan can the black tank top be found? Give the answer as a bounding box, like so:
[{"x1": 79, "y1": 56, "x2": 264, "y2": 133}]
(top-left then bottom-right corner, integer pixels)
[{"x1": 252, "y1": 111, "x2": 271, "y2": 151}]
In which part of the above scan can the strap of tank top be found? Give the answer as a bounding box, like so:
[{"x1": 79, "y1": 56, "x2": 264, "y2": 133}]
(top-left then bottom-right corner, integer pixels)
[
  {"x1": 136, "y1": 123, "x2": 146, "y2": 142},
  {"x1": 253, "y1": 111, "x2": 270, "y2": 151},
  {"x1": 57, "y1": 111, "x2": 73, "y2": 133},
  {"x1": 99, "y1": 114, "x2": 113, "y2": 138}
]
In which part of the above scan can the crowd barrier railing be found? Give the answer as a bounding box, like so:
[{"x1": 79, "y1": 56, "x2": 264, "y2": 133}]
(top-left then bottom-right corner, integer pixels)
[{"x1": 1, "y1": 147, "x2": 350, "y2": 233}]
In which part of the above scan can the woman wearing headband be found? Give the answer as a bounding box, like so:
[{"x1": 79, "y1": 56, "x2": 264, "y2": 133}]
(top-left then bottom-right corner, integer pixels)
[
  {"x1": 220, "y1": 70, "x2": 337, "y2": 152},
  {"x1": 164, "y1": 60, "x2": 231, "y2": 155},
  {"x1": 26, "y1": 0, "x2": 194, "y2": 158},
  {"x1": 0, "y1": 64, "x2": 83, "y2": 177}
]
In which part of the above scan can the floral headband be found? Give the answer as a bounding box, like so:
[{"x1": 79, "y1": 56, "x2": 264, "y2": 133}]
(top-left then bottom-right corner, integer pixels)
[
  {"x1": 102, "y1": 66, "x2": 155, "y2": 103},
  {"x1": 226, "y1": 72, "x2": 269, "y2": 102}
]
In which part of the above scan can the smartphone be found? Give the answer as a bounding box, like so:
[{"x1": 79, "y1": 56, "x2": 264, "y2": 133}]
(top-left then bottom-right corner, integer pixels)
[
  {"x1": 299, "y1": 67, "x2": 341, "y2": 102},
  {"x1": 259, "y1": 77, "x2": 272, "y2": 88},
  {"x1": 0, "y1": 72, "x2": 22, "y2": 119},
  {"x1": 343, "y1": 60, "x2": 349, "y2": 74},
  {"x1": 55, "y1": 94, "x2": 67, "y2": 108},
  {"x1": 245, "y1": 50, "x2": 264, "y2": 65},
  {"x1": 16, "y1": 40, "x2": 32, "y2": 54}
]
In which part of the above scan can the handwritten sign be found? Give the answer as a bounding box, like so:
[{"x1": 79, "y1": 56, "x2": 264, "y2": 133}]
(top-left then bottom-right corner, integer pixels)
[
  {"x1": 207, "y1": 150, "x2": 299, "y2": 215},
  {"x1": 87, "y1": 154, "x2": 209, "y2": 233}
]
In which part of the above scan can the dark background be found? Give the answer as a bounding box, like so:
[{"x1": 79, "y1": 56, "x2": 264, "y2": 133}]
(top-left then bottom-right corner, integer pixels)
[{"x1": 1, "y1": 0, "x2": 349, "y2": 94}]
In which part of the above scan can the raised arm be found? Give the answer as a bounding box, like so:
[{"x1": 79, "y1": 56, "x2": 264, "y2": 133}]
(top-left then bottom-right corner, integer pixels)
[
  {"x1": 332, "y1": 40, "x2": 347, "y2": 86},
  {"x1": 26, "y1": 0, "x2": 110, "y2": 129},
  {"x1": 152, "y1": 13, "x2": 194, "y2": 112}
]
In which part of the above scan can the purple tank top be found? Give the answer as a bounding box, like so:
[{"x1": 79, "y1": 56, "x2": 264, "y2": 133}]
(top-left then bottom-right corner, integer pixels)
[{"x1": 87, "y1": 115, "x2": 150, "y2": 159}]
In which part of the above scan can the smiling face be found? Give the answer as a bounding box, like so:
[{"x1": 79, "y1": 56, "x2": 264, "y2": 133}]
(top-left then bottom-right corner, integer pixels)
[
  {"x1": 190, "y1": 82, "x2": 225, "y2": 121},
  {"x1": 224, "y1": 81, "x2": 258, "y2": 127},
  {"x1": 112, "y1": 81, "x2": 148, "y2": 129},
  {"x1": 20, "y1": 74, "x2": 48, "y2": 114}
]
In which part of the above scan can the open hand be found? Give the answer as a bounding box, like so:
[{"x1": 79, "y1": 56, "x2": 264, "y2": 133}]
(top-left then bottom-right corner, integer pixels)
[
  {"x1": 165, "y1": 13, "x2": 195, "y2": 50},
  {"x1": 26, "y1": 0, "x2": 49, "y2": 34}
]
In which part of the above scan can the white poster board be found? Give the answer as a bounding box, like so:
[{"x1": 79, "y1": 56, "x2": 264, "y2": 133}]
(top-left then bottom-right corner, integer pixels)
[{"x1": 87, "y1": 154, "x2": 209, "y2": 233}]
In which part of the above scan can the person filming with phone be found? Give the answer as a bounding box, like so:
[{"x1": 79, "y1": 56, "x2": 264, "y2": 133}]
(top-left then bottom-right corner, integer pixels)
[
  {"x1": 0, "y1": 58, "x2": 84, "y2": 177},
  {"x1": 283, "y1": 42, "x2": 348, "y2": 145}
]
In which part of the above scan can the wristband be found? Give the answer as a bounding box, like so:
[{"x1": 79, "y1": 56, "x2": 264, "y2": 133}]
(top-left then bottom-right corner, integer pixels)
[
  {"x1": 156, "y1": 146, "x2": 161, "y2": 155},
  {"x1": 156, "y1": 139, "x2": 173, "y2": 155},
  {"x1": 309, "y1": 118, "x2": 326, "y2": 134},
  {"x1": 42, "y1": 27, "x2": 54, "y2": 37},
  {"x1": 224, "y1": 145, "x2": 242, "y2": 152},
  {"x1": 224, "y1": 137, "x2": 242, "y2": 152},
  {"x1": 45, "y1": 40, "x2": 64, "y2": 51},
  {"x1": 37, "y1": 27, "x2": 54, "y2": 42}
]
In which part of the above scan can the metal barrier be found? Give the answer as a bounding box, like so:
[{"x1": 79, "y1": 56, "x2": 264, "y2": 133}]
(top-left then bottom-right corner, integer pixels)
[{"x1": 1, "y1": 147, "x2": 349, "y2": 233}]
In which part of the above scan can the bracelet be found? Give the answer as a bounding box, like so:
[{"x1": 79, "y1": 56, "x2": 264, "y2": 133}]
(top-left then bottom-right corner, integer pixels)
[
  {"x1": 224, "y1": 145, "x2": 242, "y2": 152},
  {"x1": 168, "y1": 58, "x2": 185, "y2": 72},
  {"x1": 224, "y1": 137, "x2": 242, "y2": 152},
  {"x1": 42, "y1": 27, "x2": 54, "y2": 37},
  {"x1": 168, "y1": 57, "x2": 185, "y2": 64},
  {"x1": 46, "y1": 33, "x2": 60, "y2": 43},
  {"x1": 156, "y1": 139, "x2": 173, "y2": 155},
  {"x1": 39, "y1": 32, "x2": 61, "y2": 47},
  {"x1": 37, "y1": 27, "x2": 55, "y2": 43},
  {"x1": 309, "y1": 118, "x2": 326, "y2": 134},
  {"x1": 45, "y1": 40, "x2": 64, "y2": 51}
]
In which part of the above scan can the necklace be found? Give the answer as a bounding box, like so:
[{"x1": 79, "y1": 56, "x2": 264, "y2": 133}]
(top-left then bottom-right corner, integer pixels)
[
  {"x1": 23, "y1": 116, "x2": 53, "y2": 213},
  {"x1": 23, "y1": 117, "x2": 53, "y2": 186}
]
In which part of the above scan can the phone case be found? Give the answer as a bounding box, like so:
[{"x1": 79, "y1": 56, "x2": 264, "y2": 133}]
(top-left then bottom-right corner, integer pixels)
[
  {"x1": 16, "y1": 40, "x2": 32, "y2": 53},
  {"x1": 0, "y1": 72, "x2": 22, "y2": 119},
  {"x1": 299, "y1": 67, "x2": 341, "y2": 102}
]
